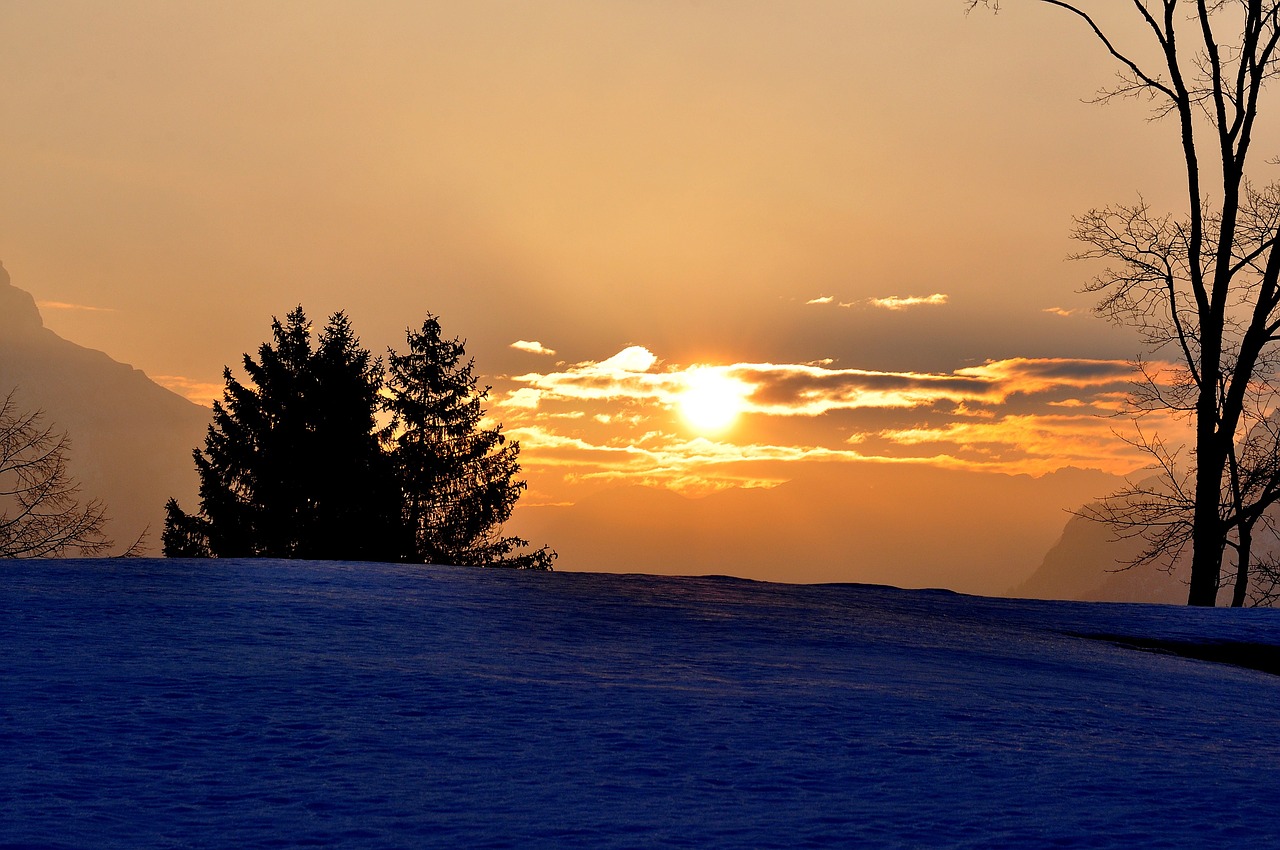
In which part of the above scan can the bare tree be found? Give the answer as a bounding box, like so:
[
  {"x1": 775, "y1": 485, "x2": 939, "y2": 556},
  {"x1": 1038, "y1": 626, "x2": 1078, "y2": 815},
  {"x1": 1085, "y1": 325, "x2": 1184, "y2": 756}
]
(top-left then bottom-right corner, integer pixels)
[
  {"x1": 972, "y1": 0, "x2": 1280, "y2": 605},
  {"x1": 0, "y1": 390, "x2": 112, "y2": 558},
  {"x1": 1081, "y1": 401, "x2": 1280, "y2": 605}
]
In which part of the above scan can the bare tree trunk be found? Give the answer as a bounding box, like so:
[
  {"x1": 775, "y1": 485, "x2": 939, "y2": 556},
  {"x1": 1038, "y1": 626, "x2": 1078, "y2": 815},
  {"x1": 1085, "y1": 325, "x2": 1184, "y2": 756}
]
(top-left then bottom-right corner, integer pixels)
[
  {"x1": 1189, "y1": 505, "x2": 1223, "y2": 605},
  {"x1": 1188, "y1": 369, "x2": 1225, "y2": 606},
  {"x1": 1188, "y1": 468, "x2": 1223, "y2": 606},
  {"x1": 1232, "y1": 525, "x2": 1252, "y2": 609}
]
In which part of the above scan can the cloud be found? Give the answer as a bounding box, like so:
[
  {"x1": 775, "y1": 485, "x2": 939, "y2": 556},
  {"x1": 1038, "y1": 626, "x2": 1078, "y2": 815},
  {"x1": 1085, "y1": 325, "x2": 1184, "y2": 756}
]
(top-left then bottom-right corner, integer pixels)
[
  {"x1": 500, "y1": 387, "x2": 546, "y2": 409},
  {"x1": 505, "y1": 348, "x2": 1141, "y2": 418},
  {"x1": 508, "y1": 405, "x2": 1161, "y2": 495},
  {"x1": 36, "y1": 300, "x2": 116, "y2": 313},
  {"x1": 733, "y1": 363, "x2": 993, "y2": 414},
  {"x1": 510, "y1": 346, "x2": 674, "y2": 409},
  {"x1": 597, "y1": 346, "x2": 658, "y2": 373},
  {"x1": 151, "y1": 375, "x2": 223, "y2": 407},
  {"x1": 1043, "y1": 306, "x2": 1079, "y2": 318},
  {"x1": 510, "y1": 339, "x2": 556, "y2": 356},
  {"x1": 735, "y1": 357, "x2": 1138, "y2": 416},
  {"x1": 876, "y1": 409, "x2": 1188, "y2": 476},
  {"x1": 868, "y1": 293, "x2": 949, "y2": 310},
  {"x1": 805, "y1": 296, "x2": 858, "y2": 308},
  {"x1": 954, "y1": 358, "x2": 1135, "y2": 394},
  {"x1": 506, "y1": 423, "x2": 874, "y2": 495},
  {"x1": 492, "y1": 346, "x2": 1162, "y2": 494}
]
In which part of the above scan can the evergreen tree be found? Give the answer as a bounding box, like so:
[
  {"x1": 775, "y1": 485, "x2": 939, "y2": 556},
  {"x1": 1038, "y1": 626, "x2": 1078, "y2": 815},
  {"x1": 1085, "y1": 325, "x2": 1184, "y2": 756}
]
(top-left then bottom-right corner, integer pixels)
[
  {"x1": 384, "y1": 315, "x2": 553, "y2": 569},
  {"x1": 161, "y1": 497, "x2": 211, "y2": 557},
  {"x1": 165, "y1": 308, "x2": 404, "y2": 560}
]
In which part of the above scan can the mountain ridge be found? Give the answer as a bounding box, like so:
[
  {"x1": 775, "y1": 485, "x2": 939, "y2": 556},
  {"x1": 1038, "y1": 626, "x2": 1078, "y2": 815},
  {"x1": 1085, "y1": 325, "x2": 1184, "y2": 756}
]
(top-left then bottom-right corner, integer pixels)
[{"x1": 0, "y1": 262, "x2": 209, "y2": 552}]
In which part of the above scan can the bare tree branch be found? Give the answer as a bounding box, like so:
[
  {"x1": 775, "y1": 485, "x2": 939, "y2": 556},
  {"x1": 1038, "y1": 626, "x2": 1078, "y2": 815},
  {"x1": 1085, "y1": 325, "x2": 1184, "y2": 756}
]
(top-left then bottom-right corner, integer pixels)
[
  {"x1": 0, "y1": 390, "x2": 113, "y2": 558},
  {"x1": 971, "y1": 0, "x2": 1280, "y2": 605}
]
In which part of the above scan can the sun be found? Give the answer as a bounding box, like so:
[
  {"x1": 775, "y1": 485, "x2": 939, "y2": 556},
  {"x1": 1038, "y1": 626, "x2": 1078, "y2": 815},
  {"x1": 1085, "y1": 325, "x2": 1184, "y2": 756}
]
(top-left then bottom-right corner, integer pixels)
[{"x1": 678, "y1": 368, "x2": 750, "y2": 433}]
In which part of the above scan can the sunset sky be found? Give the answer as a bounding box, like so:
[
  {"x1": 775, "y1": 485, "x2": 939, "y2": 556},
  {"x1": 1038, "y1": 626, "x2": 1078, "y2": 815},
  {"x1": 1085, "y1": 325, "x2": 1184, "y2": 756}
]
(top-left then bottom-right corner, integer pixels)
[{"x1": 1, "y1": 3, "x2": 1213, "y2": 534}]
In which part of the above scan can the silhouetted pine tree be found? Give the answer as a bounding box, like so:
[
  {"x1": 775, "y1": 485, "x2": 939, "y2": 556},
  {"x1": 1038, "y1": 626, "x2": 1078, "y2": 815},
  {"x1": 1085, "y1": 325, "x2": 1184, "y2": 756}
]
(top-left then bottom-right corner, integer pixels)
[
  {"x1": 161, "y1": 497, "x2": 211, "y2": 557},
  {"x1": 384, "y1": 315, "x2": 553, "y2": 569},
  {"x1": 164, "y1": 308, "x2": 404, "y2": 560}
]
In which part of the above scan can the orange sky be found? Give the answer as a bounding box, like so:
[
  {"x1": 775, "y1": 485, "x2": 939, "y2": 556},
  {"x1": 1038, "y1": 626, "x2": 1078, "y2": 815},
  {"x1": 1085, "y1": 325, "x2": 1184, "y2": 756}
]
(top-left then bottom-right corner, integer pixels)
[{"x1": 0, "y1": 2, "x2": 1229, "y2": 567}]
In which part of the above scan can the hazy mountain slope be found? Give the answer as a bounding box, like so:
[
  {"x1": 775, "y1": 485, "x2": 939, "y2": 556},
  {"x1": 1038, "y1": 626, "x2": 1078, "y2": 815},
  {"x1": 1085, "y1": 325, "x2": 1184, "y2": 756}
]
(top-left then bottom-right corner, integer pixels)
[
  {"x1": 0, "y1": 263, "x2": 209, "y2": 551},
  {"x1": 1012, "y1": 508, "x2": 1196, "y2": 604},
  {"x1": 509, "y1": 464, "x2": 1123, "y2": 596}
]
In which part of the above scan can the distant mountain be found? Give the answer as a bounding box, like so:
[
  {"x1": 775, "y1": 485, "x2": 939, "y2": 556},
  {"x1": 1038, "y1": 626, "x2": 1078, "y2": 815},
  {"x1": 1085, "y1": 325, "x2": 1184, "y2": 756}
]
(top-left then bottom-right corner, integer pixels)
[
  {"x1": 0, "y1": 262, "x2": 209, "y2": 552},
  {"x1": 508, "y1": 463, "x2": 1129, "y2": 597},
  {"x1": 1011, "y1": 508, "x2": 1188, "y2": 604},
  {"x1": 1012, "y1": 488, "x2": 1254, "y2": 605}
]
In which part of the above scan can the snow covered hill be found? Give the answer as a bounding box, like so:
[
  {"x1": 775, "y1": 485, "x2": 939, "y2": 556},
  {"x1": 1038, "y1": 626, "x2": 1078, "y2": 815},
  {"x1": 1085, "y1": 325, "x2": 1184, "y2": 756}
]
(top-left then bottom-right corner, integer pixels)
[{"x1": 4, "y1": 559, "x2": 1279, "y2": 848}]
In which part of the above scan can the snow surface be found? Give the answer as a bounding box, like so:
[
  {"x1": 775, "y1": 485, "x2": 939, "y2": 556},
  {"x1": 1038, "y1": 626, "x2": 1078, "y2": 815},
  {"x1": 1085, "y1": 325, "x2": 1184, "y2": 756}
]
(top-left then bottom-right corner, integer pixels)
[{"x1": 3, "y1": 558, "x2": 1280, "y2": 849}]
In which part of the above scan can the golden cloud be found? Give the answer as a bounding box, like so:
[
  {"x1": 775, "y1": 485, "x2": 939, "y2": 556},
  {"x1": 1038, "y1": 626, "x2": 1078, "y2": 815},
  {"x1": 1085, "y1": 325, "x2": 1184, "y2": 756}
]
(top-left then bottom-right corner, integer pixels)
[
  {"x1": 493, "y1": 347, "x2": 1168, "y2": 496},
  {"x1": 507, "y1": 350, "x2": 1140, "y2": 417},
  {"x1": 507, "y1": 423, "x2": 875, "y2": 495},
  {"x1": 152, "y1": 375, "x2": 223, "y2": 407},
  {"x1": 510, "y1": 339, "x2": 557, "y2": 356},
  {"x1": 954, "y1": 357, "x2": 1134, "y2": 394},
  {"x1": 36, "y1": 300, "x2": 116, "y2": 313},
  {"x1": 805, "y1": 296, "x2": 856, "y2": 308},
  {"x1": 877, "y1": 410, "x2": 1189, "y2": 476},
  {"x1": 868, "y1": 293, "x2": 949, "y2": 310}
]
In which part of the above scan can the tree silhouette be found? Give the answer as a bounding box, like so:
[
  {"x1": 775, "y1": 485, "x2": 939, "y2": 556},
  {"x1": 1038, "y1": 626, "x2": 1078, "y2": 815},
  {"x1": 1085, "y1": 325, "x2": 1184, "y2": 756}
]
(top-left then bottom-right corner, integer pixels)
[
  {"x1": 973, "y1": 0, "x2": 1280, "y2": 605},
  {"x1": 384, "y1": 315, "x2": 553, "y2": 569},
  {"x1": 0, "y1": 389, "x2": 111, "y2": 558},
  {"x1": 165, "y1": 308, "x2": 404, "y2": 560},
  {"x1": 165, "y1": 308, "x2": 552, "y2": 569}
]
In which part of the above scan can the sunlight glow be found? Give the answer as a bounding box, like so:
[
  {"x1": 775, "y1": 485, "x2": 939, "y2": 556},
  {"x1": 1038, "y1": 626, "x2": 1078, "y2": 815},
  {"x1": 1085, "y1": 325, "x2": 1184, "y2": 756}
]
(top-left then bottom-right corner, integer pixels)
[{"x1": 678, "y1": 368, "x2": 751, "y2": 433}]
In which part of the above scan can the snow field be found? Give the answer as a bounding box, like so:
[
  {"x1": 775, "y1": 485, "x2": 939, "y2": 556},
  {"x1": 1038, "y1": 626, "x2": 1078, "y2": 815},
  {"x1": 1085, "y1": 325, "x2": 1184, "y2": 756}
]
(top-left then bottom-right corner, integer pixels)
[{"x1": 3, "y1": 559, "x2": 1279, "y2": 848}]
